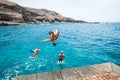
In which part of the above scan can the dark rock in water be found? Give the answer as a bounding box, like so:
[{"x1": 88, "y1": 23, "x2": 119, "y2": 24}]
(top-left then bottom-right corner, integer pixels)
[
  {"x1": 0, "y1": 21, "x2": 25, "y2": 26},
  {"x1": 0, "y1": 0, "x2": 87, "y2": 26}
]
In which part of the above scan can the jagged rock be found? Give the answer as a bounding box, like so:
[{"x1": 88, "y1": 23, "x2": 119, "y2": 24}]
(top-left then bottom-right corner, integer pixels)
[
  {"x1": 0, "y1": 0, "x2": 87, "y2": 26},
  {"x1": 0, "y1": 21, "x2": 25, "y2": 26}
]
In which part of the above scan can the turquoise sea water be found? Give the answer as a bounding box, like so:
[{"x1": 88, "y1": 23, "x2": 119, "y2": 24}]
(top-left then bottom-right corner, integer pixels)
[{"x1": 0, "y1": 23, "x2": 120, "y2": 80}]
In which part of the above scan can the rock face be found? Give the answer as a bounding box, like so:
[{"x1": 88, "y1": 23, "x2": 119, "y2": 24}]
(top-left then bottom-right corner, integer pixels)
[{"x1": 0, "y1": 0, "x2": 87, "y2": 26}]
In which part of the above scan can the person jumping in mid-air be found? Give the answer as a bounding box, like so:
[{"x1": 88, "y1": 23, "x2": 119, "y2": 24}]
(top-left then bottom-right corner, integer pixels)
[
  {"x1": 42, "y1": 29, "x2": 59, "y2": 46},
  {"x1": 49, "y1": 29, "x2": 59, "y2": 46}
]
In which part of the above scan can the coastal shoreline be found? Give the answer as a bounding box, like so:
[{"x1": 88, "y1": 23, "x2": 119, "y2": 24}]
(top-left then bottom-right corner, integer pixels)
[
  {"x1": 0, "y1": 21, "x2": 89, "y2": 26},
  {"x1": 0, "y1": 0, "x2": 87, "y2": 26}
]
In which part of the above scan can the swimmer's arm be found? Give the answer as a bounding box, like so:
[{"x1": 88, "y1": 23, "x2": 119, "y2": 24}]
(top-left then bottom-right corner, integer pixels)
[
  {"x1": 56, "y1": 32, "x2": 60, "y2": 39},
  {"x1": 41, "y1": 39, "x2": 51, "y2": 42},
  {"x1": 50, "y1": 33, "x2": 53, "y2": 40},
  {"x1": 63, "y1": 54, "x2": 65, "y2": 58},
  {"x1": 58, "y1": 54, "x2": 60, "y2": 58}
]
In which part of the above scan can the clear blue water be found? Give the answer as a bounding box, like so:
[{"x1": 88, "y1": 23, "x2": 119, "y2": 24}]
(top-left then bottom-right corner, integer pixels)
[{"x1": 0, "y1": 23, "x2": 120, "y2": 80}]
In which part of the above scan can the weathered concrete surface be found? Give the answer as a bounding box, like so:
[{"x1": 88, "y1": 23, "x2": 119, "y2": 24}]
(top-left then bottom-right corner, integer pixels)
[{"x1": 13, "y1": 62, "x2": 120, "y2": 80}]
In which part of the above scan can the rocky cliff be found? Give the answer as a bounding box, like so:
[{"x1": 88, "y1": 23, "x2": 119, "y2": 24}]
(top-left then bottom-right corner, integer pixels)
[{"x1": 0, "y1": 0, "x2": 87, "y2": 26}]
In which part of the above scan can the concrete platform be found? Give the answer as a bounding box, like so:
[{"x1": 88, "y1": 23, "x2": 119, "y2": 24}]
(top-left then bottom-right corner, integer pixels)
[{"x1": 13, "y1": 62, "x2": 120, "y2": 80}]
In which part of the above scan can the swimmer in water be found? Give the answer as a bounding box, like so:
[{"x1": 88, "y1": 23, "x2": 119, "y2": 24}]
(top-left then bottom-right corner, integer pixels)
[
  {"x1": 58, "y1": 51, "x2": 65, "y2": 64},
  {"x1": 30, "y1": 48, "x2": 40, "y2": 59}
]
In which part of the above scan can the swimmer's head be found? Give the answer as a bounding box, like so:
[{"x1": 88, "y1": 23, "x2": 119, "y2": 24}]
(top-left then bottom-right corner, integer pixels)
[
  {"x1": 53, "y1": 41, "x2": 56, "y2": 46},
  {"x1": 31, "y1": 50, "x2": 34, "y2": 52}
]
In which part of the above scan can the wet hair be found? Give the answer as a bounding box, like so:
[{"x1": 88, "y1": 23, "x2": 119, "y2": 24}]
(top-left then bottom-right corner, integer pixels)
[
  {"x1": 53, "y1": 42, "x2": 56, "y2": 46},
  {"x1": 31, "y1": 50, "x2": 34, "y2": 52},
  {"x1": 53, "y1": 41, "x2": 56, "y2": 46}
]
